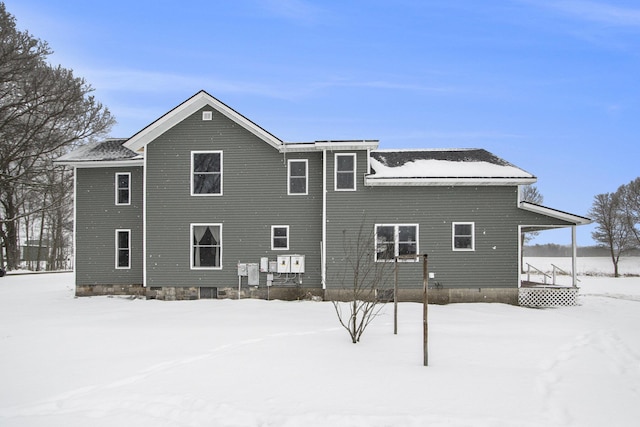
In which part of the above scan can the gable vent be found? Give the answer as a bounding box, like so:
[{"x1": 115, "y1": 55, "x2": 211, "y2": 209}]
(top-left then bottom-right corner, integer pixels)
[{"x1": 202, "y1": 111, "x2": 213, "y2": 121}]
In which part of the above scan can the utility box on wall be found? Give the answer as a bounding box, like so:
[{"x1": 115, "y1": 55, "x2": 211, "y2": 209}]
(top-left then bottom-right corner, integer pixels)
[
  {"x1": 290, "y1": 255, "x2": 305, "y2": 273},
  {"x1": 277, "y1": 255, "x2": 290, "y2": 273}
]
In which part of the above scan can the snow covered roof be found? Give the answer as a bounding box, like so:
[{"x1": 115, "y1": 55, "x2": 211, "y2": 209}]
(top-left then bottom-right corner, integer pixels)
[
  {"x1": 55, "y1": 139, "x2": 143, "y2": 166},
  {"x1": 366, "y1": 149, "x2": 536, "y2": 186}
]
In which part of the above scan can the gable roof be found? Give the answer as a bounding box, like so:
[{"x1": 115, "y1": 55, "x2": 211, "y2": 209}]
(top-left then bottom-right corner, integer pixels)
[
  {"x1": 366, "y1": 149, "x2": 536, "y2": 186},
  {"x1": 124, "y1": 90, "x2": 283, "y2": 153},
  {"x1": 55, "y1": 139, "x2": 142, "y2": 167}
]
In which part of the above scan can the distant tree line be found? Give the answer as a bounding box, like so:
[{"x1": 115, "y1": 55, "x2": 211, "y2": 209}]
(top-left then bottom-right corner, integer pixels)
[
  {"x1": 589, "y1": 177, "x2": 640, "y2": 277},
  {"x1": 0, "y1": 3, "x2": 113, "y2": 270}
]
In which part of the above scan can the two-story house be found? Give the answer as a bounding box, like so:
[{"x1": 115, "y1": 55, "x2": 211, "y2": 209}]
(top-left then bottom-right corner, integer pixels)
[{"x1": 57, "y1": 90, "x2": 590, "y2": 304}]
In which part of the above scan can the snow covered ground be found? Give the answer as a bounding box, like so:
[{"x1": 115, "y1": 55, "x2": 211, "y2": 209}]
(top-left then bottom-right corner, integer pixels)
[{"x1": 1, "y1": 259, "x2": 639, "y2": 427}]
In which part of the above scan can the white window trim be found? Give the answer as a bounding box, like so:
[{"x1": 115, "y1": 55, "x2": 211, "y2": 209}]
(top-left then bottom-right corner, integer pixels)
[
  {"x1": 287, "y1": 159, "x2": 308, "y2": 195},
  {"x1": 202, "y1": 111, "x2": 213, "y2": 121},
  {"x1": 374, "y1": 224, "x2": 419, "y2": 262},
  {"x1": 271, "y1": 225, "x2": 290, "y2": 250},
  {"x1": 115, "y1": 172, "x2": 131, "y2": 206},
  {"x1": 190, "y1": 223, "x2": 223, "y2": 270},
  {"x1": 452, "y1": 222, "x2": 475, "y2": 251},
  {"x1": 191, "y1": 151, "x2": 223, "y2": 196},
  {"x1": 335, "y1": 153, "x2": 357, "y2": 191},
  {"x1": 115, "y1": 229, "x2": 131, "y2": 269}
]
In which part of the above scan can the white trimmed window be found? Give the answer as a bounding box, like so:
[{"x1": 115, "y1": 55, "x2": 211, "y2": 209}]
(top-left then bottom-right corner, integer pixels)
[
  {"x1": 192, "y1": 151, "x2": 223, "y2": 195},
  {"x1": 375, "y1": 224, "x2": 419, "y2": 262},
  {"x1": 191, "y1": 224, "x2": 222, "y2": 269},
  {"x1": 115, "y1": 172, "x2": 130, "y2": 205},
  {"x1": 115, "y1": 229, "x2": 131, "y2": 269},
  {"x1": 271, "y1": 225, "x2": 289, "y2": 250},
  {"x1": 453, "y1": 222, "x2": 475, "y2": 251},
  {"x1": 335, "y1": 153, "x2": 356, "y2": 191},
  {"x1": 288, "y1": 159, "x2": 308, "y2": 195}
]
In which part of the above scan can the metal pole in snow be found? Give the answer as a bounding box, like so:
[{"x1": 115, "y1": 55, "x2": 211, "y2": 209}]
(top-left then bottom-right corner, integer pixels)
[
  {"x1": 394, "y1": 257, "x2": 398, "y2": 335},
  {"x1": 423, "y1": 254, "x2": 429, "y2": 367}
]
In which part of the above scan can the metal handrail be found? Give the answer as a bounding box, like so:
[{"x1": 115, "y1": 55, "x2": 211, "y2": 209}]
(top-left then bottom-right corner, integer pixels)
[
  {"x1": 525, "y1": 263, "x2": 552, "y2": 284},
  {"x1": 551, "y1": 264, "x2": 580, "y2": 284}
]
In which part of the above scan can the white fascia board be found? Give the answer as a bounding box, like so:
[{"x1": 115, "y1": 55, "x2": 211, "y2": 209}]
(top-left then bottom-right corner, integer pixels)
[
  {"x1": 519, "y1": 201, "x2": 592, "y2": 225},
  {"x1": 280, "y1": 140, "x2": 380, "y2": 153},
  {"x1": 55, "y1": 160, "x2": 144, "y2": 168},
  {"x1": 124, "y1": 91, "x2": 282, "y2": 153},
  {"x1": 365, "y1": 177, "x2": 537, "y2": 186},
  {"x1": 313, "y1": 140, "x2": 380, "y2": 151}
]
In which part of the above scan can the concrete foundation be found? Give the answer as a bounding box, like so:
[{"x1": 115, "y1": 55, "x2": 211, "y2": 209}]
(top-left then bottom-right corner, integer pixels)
[
  {"x1": 75, "y1": 284, "x2": 517, "y2": 305},
  {"x1": 76, "y1": 284, "x2": 145, "y2": 297}
]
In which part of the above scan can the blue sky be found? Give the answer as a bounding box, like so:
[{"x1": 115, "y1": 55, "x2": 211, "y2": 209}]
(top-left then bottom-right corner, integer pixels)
[{"x1": 6, "y1": 0, "x2": 640, "y2": 245}]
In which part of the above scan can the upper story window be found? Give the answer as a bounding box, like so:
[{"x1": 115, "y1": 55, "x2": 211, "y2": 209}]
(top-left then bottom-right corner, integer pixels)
[
  {"x1": 192, "y1": 151, "x2": 222, "y2": 196},
  {"x1": 288, "y1": 159, "x2": 308, "y2": 195},
  {"x1": 115, "y1": 173, "x2": 130, "y2": 205},
  {"x1": 453, "y1": 222, "x2": 475, "y2": 251},
  {"x1": 115, "y1": 229, "x2": 130, "y2": 269},
  {"x1": 335, "y1": 153, "x2": 356, "y2": 191},
  {"x1": 192, "y1": 224, "x2": 222, "y2": 269},
  {"x1": 375, "y1": 224, "x2": 419, "y2": 262},
  {"x1": 271, "y1": 225, "x2": 289, "y2": 250}
]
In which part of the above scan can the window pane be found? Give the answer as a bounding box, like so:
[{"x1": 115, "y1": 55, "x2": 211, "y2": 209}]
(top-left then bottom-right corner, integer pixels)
[
  {"x1": 376, "y1": 226, "x2": 394, "y2": 242},
  {"x1": 117, "y1": 174, "x2": 129, "y2": 188},
  {"x1": 337, "y1": 155, "x2": 354, "y2": 172},
  {"x1": 398, "y1": 243, "x2": 417, "y2": 256},
  {"x1": 193, "y1": 174, "x2": 221, "y2": 194},
  {"x1": 194, "y1": 153, "x2": 220, "y2": 172},
  {"x1": 455, "y1": 224, "x2": 472, "y2": 236},
  {"x1": 290, "y1": 177, "x2": 306, "y2": 194},
  {"x1": 398, "y1": 226, "x2": 416, "y2": 242},
  {"x1": 455, "y1": 236, "x2": 472, "y2": 249},
  {"x1": 118, "y1": 189, "x2": 129, "y2": 204},
  {"x1": 290, "y1": 161, "x2": 306, "y2": 177},
  {"x1": 273, "y1": 227, "x2": 287, "y2": 237},
  {"x1": 376, "y1": 226, "x2": 395, "y2": 260},
  {"x1": 273, "y1": 238, "x2": 288, "y2": 248},
  {"x1": 118, "y1": 231, "x2": 129, "y2": 249},
  {"x1": 193, "y1": 225, "x2": 221, "y2": 268},
  {"x1": 118, "y1": 249, "x2": 129, "y2": 267},
  {"x1": 337, "y1": 172, "x2": 354, "y2": 189}
]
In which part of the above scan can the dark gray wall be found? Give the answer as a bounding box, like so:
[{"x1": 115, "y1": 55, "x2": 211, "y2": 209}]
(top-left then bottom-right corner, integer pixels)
[
  {"x1": 75, "y1": 166, "x2": 143, "y2": 285},
  {"x1": 145, "y1": 107, "x2": 323, "y2": 288},
  {"x1": 324, "y1": 151, "x2": 572, "y2": 290}
]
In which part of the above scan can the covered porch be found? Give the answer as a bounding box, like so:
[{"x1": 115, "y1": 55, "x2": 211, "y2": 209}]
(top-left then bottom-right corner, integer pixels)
[{"x1": 517, "y1": 202, "x2": 592, "y2": 307}]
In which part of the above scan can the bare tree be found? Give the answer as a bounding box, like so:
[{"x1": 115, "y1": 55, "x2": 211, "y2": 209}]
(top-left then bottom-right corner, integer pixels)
[
  {"x1": 330, "y1": 224, "x2": 394, "y2": 344},
  {"x1": 0, "y1": 3, "x2": 114, "y2": 269},
  {"x1": 520, "y1": 184, "x2": 543, "y2": 268},
  {"x1": 589, "y1": 192, "x2": 634, "y2": 277},
  {"x1": 617, "y1": 177, "x2": 640, "y2": 248}
]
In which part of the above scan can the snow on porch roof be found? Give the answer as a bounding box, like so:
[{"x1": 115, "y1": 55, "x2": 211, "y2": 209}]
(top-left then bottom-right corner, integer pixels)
[
  {"x1": 55, "y1": 139, "x2": 142, "y2": 166},
  {"x1": 366, "y1": 148, "x2": 536, "y2": 186}
]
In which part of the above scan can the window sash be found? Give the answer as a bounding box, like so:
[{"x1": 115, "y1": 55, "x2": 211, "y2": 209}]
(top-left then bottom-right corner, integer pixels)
[
  {"x1": 115, "y1": 229, "x2": 130, "y2": 269},
  {"x1": 288, "y1": 159, "x2": 308, "y2": 195},
  {"x1": 115, "y1": 173, "x2": 130, "y2": 205},
  {"x1": 191, "y1": 224, "x2": 222, "y2": 269},
  {"x1": 192, "y1": 152, "x2": 223, "y2": 195},
  {"x1": 453, "y1": 222, "x2": 475, "y2": 251},
  {"x1": 271, "y1": 225, "x2": 289, "y2": 250},
  {"x1": 375, "y1": 224, "x2": 418, "y2": 261},
  {"x1": 335, "y1": 153, "x2": 356, "y2": 191}
]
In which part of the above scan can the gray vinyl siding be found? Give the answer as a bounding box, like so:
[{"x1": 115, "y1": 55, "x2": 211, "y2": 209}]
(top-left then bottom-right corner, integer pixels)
[
  {"x1": 75, "y1": 166, "x2": 143, "y2": 285},
  {"x1": 324, "y1": 152, "x2": 571, "y2": 290},
  {"x1": 145, "y1": 107, "x2": 323, "y2": 288}
]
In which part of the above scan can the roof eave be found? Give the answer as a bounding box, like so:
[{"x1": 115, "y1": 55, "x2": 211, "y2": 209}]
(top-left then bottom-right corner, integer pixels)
[
  {"x1": 519, "y1": 201, "x2": 592, "y2": 225},
  {"x1": 365, "y1": 177, "x2": 537, "y2": 186},
  {"x1": 280, "y1": 140, "x2": 380, "y2": 153},
  {"x1": 54, "y1": 159, "x2": 144, "y2": 168}
]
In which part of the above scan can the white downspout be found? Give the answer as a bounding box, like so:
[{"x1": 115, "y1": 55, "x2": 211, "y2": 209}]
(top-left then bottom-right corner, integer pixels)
[
  {"x1": 572, "y1": 225, "x2": 577, "y2": 287},
  {"x1": 142, "y1": 150, "x2": 147, "y2": 288},
  {"x1": 322, "y1": 149, "x2": 327, "y2": 290}
]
